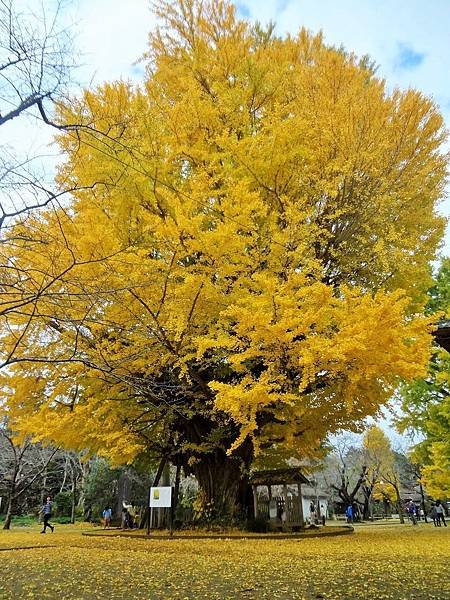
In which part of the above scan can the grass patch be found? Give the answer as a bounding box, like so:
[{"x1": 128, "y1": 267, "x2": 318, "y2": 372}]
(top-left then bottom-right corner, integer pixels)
[
  {"x1": 0, "y1": 516, "x2": 85, "y2": 527},
  {"x1": 0, "y1": 515, "x2": 36, "y2": 527}
]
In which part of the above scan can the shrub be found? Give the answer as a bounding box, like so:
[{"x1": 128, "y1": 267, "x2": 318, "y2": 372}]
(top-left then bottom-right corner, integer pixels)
[{"x1": 54, "y1": 492, "x2": 73, "y2": 516}]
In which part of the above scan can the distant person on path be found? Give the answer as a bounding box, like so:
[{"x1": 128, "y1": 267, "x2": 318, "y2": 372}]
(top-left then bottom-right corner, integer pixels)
[
  {"x1": 122, "y1": 507, "x2": 133, "y2": 529},
  {"x1": 406, "y1": 501, "x2": 417, "y2": 525},
  {"x1": 346, "y1": 505, "x2": 353, "y2": 524},
  {"x1": 40, "y1": 496, "x2": 54, "y2": 533},
  {"x1": 429, "y1": 503, "x2": 438, "y2": 527},
  {"x1": 102, "y1": 506, "x2": 112, "y2": 528},
  {"x1": 129, "y1": 501, "x2": 138, "y2": 529},
  {"x1": 435, "y1": 501, "x2": 447, "y2": 527}
]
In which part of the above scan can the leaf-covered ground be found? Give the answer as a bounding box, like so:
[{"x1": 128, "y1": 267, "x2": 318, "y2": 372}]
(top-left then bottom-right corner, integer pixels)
[{"x1": 0, "y1": 523, "x2": 448, "y2": 599}]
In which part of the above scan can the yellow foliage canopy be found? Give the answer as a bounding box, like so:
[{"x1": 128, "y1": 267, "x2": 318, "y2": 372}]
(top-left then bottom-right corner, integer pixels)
[{"x1": 0, "y1": 1, "x2": 447, "y2": 485}]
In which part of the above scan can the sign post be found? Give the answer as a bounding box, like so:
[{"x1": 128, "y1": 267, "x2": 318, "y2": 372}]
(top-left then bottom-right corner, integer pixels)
[
  {"x1": 146, "y1": 485, "x2": 152, "y2": 535},
  {"x1": 148, "y1": 486, "x2": 172, "y2": 536}
]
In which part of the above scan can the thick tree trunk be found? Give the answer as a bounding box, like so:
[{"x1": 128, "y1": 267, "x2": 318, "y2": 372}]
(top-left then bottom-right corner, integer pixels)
[
  {"x1": 188, "y1": 441, "x2": 253, "y2": 521},
  {"x1": 3, "y1": 469, "x2": 17, "y2": 530},
  {"x1": 77, "y1": 459, "x2": 90, "y2": 512},
  {"x1": 334, "y1": 466, "x2": 368, "y2": 512},
  {"x1": 362, "y1": 486, "x2": 372, "y2": 520},
  {"x1": 158, "y1": 463, "x2": 171, "y2": 528},
  {"x1": 116, "y1": 470, "x2": 131, "y2": 518},
  {"x1": 3, "y1": 510, "x2": 13, "y2": 530}
]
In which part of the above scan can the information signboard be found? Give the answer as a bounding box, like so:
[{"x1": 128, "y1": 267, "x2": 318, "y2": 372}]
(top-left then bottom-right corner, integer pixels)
[{"x1": 149, "y1": 486, "x2": 172, "y2": 508}]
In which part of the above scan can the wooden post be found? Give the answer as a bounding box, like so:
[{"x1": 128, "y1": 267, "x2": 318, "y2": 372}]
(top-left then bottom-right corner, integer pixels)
[
  {"x1": 283, "y1": 484, "x2": 288, "y2": 530},
  {"x1": 169, "y1": 487, "x2": 174, "y2": 537},
  {"x1": 141, "y1": 458, "x2": 166, "y2": 529},
  {"x1": 297, "y1": 483, "x2": 304, "y2": 527},
  {"x1": 419, "y1": 481, "x2": 428, "y2": 523},
  {"x1": 252, "y1": 486, "x2": 258, "y2": 519},
  {"x1": 159, "y1": 463, "x2": 170, "y2": 528},
  {"x1": 173, "y1": 464, "x2": 181, "y2": 516},
  {"x1": 146, "y1": 485, "x2": 152, "y2": 536}
]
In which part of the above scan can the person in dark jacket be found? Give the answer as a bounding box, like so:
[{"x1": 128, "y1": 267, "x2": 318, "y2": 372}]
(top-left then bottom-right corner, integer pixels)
[
  {"x1": 406, "y1": 500, "x2": 417, "y2": 525},
  {"x1": 435, "y1": 501, "x2": 447, "y2": 527},
  {"x1": 40, "y1": 496, "x2": 54, "y2": 533},
  {"x1": 429, "y1": 503, "x2": 438, "y2": 527}
]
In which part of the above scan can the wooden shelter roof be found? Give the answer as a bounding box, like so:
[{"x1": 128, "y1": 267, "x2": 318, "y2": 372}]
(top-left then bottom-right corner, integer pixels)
[
  {"x1": 249, "y1": 467, "x2": 310, "y2": 486},
  {"x1": 300, "y1": 485, "x2": 328, "y2": 499}
]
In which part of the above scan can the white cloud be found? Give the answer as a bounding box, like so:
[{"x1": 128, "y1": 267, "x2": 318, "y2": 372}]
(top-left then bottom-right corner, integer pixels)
[{"x1": 65, "y1": 0, "x2": 155, "y2": 86}]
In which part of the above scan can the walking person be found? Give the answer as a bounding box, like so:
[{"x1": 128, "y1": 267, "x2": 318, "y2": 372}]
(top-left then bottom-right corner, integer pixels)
[
  {"x1": 102, "y1": 506, "x2": 112, "y2": 528},
  {"x1": 406, "y1": 500, "x2": 417, "y2": 525},
  {"x1": 346, "y1": 504, "x2": 353, "y2": 524},
  {"x1": 309, "y1": 501, "x2": 316, "y2": 525},
  {"x1": 435, "y1": 501, "x2": 447, "y2": 527},
  {"x1": 129, "y1": 501, "x2": 138, "y2": 529},
  {"x1": 40, "y1": 496, "x2": 54, "y2": 533},
  {"x1": 122, "y1": 507, "x2": 133, "y2": 529},
  {"x1": 429, "y1": 503, "x2": 438, "y2": 527}
]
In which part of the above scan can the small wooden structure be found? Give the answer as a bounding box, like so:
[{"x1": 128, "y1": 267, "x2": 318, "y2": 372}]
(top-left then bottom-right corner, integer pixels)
[
  {"x1": 250, "y1": 467, "x2": 309, "y2": 530},
  {"x1": 434, "y1": 320, "x2": 450, "y2": 352}
]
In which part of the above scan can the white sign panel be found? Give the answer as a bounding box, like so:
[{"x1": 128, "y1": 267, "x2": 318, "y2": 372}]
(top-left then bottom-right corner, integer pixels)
[{"x1": 149, "y1": 486, "x2": 172, "y2": 508}]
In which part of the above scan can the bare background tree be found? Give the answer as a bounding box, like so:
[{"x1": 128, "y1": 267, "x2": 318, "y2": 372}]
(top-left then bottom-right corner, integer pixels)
[
  {"x1": 320, "y1": 436, "x2": 367, "y2": 515},
  {"x1": 0, "y1": 419, "x2": 157, "y2": 529},
  {"x1": 0, "y1": 0, "x2": 76, "y2": 355},
  {"x1": 0, "y1": 424, "x2": 59, "y2": 529},
  {"x1": 0, "y1": 1, "x2": 122, "y2": 369},
  {"x1": 0, "y1": 0, "x2": 75, "y2": 227}
]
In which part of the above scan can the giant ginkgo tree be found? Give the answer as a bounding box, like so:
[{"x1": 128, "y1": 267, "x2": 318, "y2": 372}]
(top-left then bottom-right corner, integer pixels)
[{"x1": 1, "y1": 0, "x2": 447, "y2": 518}]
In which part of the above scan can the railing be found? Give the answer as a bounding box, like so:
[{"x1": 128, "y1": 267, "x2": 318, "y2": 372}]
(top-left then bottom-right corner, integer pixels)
[{"x1": 256, "y1": 495, "x2": 303, "y2": 525}]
